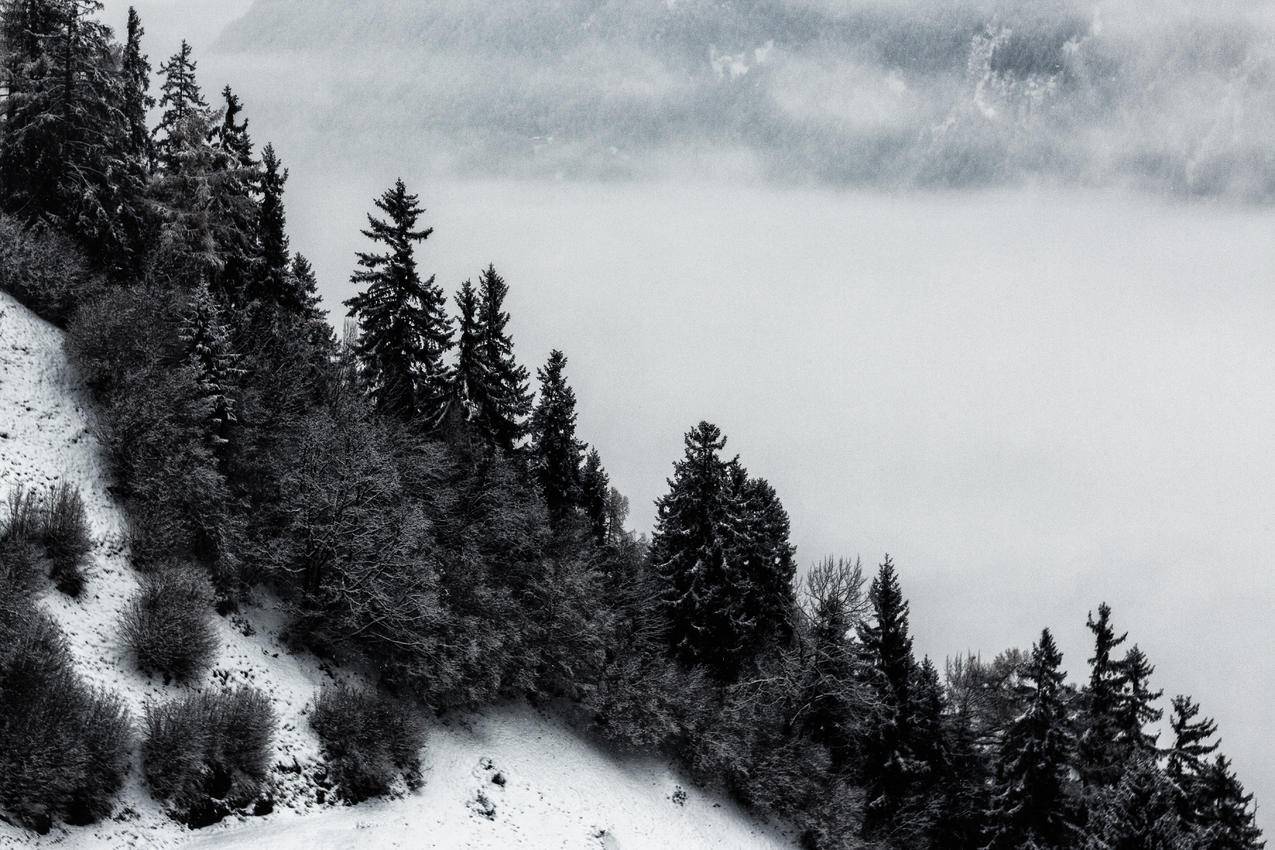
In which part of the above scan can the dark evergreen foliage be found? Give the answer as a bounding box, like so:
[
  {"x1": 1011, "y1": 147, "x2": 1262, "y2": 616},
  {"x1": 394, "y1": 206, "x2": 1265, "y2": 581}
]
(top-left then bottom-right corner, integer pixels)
[
  {"x1": 579, "y1": 447, "x2": 610, "y2": 546},
  {"x1": 344, "y1": 179, "x2": 452, "y2": 422},
  {"x1": 530, "y1": 349, "x2": 584, "y2": 524},
  {"x1": 1194, "y1": 756, "x2": 1265, "y2": 849},
  {"x1": 985, "y1": 628, "x2": 1077, "y2": 850},
  {"x1": 1079, "y1": 602, "x2": 1129, "y2": 789},
  {"x1": 152, "y1": 39, "x2": 206, "y2": 171}
]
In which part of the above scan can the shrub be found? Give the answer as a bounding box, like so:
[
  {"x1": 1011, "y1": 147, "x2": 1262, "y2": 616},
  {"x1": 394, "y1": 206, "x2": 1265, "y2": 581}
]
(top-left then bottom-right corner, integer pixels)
[
  {"x1": 141, "y1": 686, "x2": 275, "y2": 826},
  {"x1": 0, "y1": 483, "x2": 94, "y2": 597},
  {"x1": 309, "y1": 682, "x2": 425, "y2": 803},
  {"x1": 121, "y1": 564, "x2": 218, "y2": 681},
  {"x1": 0, "y1": 216, "x2": 100, "y2": 324},
  {"x1": 39, "y1": 483, "x2": 92, "y2": 597},
  {"x1": 0, "y1": 607, "x2": 131, "y2": 832}
]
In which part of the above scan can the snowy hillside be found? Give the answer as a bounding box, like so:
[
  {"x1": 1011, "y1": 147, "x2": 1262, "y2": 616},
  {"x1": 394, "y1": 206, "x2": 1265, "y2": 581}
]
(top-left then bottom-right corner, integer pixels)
[{"x1": 0, "y1": 289, "x2": 795, "y2": 849}]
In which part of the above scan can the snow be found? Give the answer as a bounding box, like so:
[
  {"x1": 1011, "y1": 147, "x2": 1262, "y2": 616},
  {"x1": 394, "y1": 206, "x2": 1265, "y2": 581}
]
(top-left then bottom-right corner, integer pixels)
[{"x1": 0, "y1": 289, "x2": 795, "y2": 849}]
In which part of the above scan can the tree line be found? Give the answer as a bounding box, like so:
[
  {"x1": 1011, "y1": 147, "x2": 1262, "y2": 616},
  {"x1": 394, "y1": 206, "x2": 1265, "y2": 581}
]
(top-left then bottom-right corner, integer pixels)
[{"x1": 0, "y1": 2, "x2": 1264, "y2": 847}]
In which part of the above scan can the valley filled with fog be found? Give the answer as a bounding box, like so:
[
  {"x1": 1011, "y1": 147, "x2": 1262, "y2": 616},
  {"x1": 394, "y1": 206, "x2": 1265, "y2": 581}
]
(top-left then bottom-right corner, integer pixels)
[{"x1": 100, "y1": 0, "x2": 1275, "y2": 835}]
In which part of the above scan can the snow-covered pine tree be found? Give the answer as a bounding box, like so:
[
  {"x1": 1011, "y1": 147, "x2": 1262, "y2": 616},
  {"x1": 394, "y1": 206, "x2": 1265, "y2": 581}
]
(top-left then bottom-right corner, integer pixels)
[
  {"x1": 473, "y1": 264, "x2": 532, "y2": 450},
  {"x1": 1115, "y1": 645, "x2": 1163, "y2": 757},
  {"x1": 152, "y1": 39, "x2": 206, "y2": 172},
  {"x1": 121, "y1": 7, "x2": 154, "y2": 172},
  {"x1": 450, "y1": 277, "x2": 482, "y2": 415},
  {"x1": 529, "y1": 349, "x2": 584, "y2": 525},
  {"x1": 252, "y1": 143, "x2": 290, "y2": 306},
  {"x1": 729, "y1": 467, "x2": 796, "y2": 647},
  {"x1": 0, "y1": 0, "x2": 145, "y2": 275},
  {"x1": 205, "y1": 85, "x2": 260, "y2": 304},
  {"x1": 1079, "y1": 602, "x2": 1130, "y2": 790},
  {"x1": 984, "y1": 628, "x2": 1077, "y2": 850},
  {"x1": 650, "y1": 421, "x2": 752, "y2": 677},
  {"x1": 1167, "y1": 695, "x2": 1220, "y2": 826},
  {"x1": 1193, "y1": 756, "x2": 1265, "y2": 849},
  {"x1": 857, "y1": 555, "x2": 921, "y2": 836},
  {"x1": 180, "y1": 282, "x2": 238, "y2": 448},
  {"x1": 1083, "y1": 754, "x2": 1189, "y2": 850},
  {"x1": 579, "y1": 447, "x2": 610, "y2": 546},
  {"x1": 344, "y1": 179, "x2": 452, "y2": 422}
]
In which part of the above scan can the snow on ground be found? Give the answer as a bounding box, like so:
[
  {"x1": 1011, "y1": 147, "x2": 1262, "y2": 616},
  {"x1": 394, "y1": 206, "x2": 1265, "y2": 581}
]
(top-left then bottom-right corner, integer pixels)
[{"x1": 0, "y1": 290, "x2": 795, "y2": 849}]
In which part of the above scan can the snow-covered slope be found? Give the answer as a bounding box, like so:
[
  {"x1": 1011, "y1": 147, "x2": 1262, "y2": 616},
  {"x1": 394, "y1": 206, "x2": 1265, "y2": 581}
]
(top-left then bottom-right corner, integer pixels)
[{"x1": 0, "y1": 289, "x2": 795, "y2": 850}]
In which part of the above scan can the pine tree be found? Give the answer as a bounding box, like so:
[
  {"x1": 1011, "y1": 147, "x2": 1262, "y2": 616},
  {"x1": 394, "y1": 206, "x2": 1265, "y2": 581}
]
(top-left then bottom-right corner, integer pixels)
[
  {"x1": 0, "y1": 0, "x2": 145, "y2": 274},
  {"x1": 529, "y1": 349, "x2": 584, "y2": 524},
  {"x1": 1115, "y1": 645, "x2": 1162, "y2": 757},
  {"x1": 650, "y1": 421, "x2": 750, "y2": 677},
  {"x1": 985, "y1": 628, "x2": 1077, "y2": 850},
  {"x1": 1083, "y1": 754, "x2": 1189, "y2": 850},
  {"x1": 121, "y1": 7, "x2": 154, "y2": 171},
  {"x1": 206, "y1": 85, "x2": 260, "y2": 303},
  {"x1": 1079, "y1": 602, "x2": 1130, "y2": 789},
  {"x1": 214, "y1": 85, "x2": 254, "y2": 169},
  {"x1": 857, "y1": 555, "x2": 920, "y2": 835},
  {"x1": 1167, "y1": 695, "x2": 1220, "y2": 828},
  {"x1": 288, "y1": 253, "x2": 327, "y2": 326},
  {"x1": 1194, "y1": 756, "x2": 1265, "y2": 850},
  {"x1": 253, "y1": 143, "x2": 290, "y2": 305},
  {"x1": 179, "y1": 282, "x2": 237, "y2": 448},
  {"x1": 152, "y1": 40, "x2": 206, "y2": 172},
  {"x1": 343, "y1": 179, "x2": 452, "y2": 422},
  {"x1": 473, "y1": 264, "x2": 532, "y2": 450},
  {"x1": 579, "y1": 447, "x2": 610, "y2": 546},
  {"x1": 730, "y1": 469, "x2": 796, "y2": 646}
]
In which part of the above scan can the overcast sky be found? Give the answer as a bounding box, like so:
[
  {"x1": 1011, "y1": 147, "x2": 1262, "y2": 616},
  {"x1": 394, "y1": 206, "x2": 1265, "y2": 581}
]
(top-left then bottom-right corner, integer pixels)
[{"x1": 101, "y1": 0, "x2": 1275, "y2": 833}]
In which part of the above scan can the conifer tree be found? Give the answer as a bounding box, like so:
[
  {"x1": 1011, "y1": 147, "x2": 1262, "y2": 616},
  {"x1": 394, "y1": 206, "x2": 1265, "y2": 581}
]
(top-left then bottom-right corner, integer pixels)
[
  {"x1": 1079, "y1": 602, "x2": 1130, "y2": 789},
  {"x1": 0, "y1": 0, "x2": 145, "y2": 273},
  {"x1": 857, "y1": 555, "x2": 920, "y2": 835},
  {"x1": 1194, "y1": 756, "x2": 1265, "y2": 850},
  {"x1": 579, "y1": 447, "x2": 610, "y2": 546},
  {"x1": 180, "y1": 282, "x2": 238, "y2": 448},
  {"x1": 451, "y1": 278, "x2": 482, "y2": 412},
  {"x1": 214, "y1": 85, "x2": 254, "y2": 169},
  {"x1": 473, "y1": 264, "x2": 532, "y2": 450},
  {"x1": 288, "y1": 253, "x2": 327, "y2": 325},
  {"x1": 529, "y1": 349, "x2": 584, "y2": 524},
  {"x1": 343, "y1": 179, "x2": 452, "y2": 422},
  {"x1": 1083, "y1": 754, "x2": 1189, "y2": 850},
  {"x1": 205, "y1": 85, "x2": 260, "y2": 302},
  {"x1": 730, "y1": 469, "x2": 797, "y2": 645},
  {"x1": 152, "y1": 39, "x2": 206, "y2": 171},
  {"x1": 1167, "y1": 695, "x2": 1220, "y2": 828},
  {"x1": 121, "y1": 7, "x2": 154, "y2": 171},
  {"x1": 253, "y1": 143, "x2": 290, "y2": 305},
  {"x1": 650, "y1": 421, "x2": 751, "y2": 677},
  {"x1": 985, "y1": 628, "x2": 1076, "y2": 850},
  {"x1": 1116, "y1": 645, "x2": 1163, "y2": 757}
]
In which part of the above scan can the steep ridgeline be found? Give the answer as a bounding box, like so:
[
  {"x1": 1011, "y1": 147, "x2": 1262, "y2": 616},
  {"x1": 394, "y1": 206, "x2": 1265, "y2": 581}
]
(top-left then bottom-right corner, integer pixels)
[{"x1": 0, "y1": 290, "x2": 794, "y2": 849}]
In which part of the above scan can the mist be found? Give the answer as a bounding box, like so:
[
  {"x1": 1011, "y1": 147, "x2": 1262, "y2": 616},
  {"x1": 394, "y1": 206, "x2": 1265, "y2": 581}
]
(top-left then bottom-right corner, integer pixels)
[{"x1": 96, "y1": 0, "x2": 1275, "y2": 835}]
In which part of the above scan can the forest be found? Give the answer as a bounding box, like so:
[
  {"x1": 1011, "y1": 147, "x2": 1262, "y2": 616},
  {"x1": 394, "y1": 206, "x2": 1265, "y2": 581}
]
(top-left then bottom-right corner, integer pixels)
[{"x1": 0, "y1": 2, "x2": 1265, "y2": 848}]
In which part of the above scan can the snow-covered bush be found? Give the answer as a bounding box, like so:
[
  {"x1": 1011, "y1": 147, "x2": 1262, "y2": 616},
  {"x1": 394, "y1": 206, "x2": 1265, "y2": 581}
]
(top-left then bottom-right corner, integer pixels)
[
  {"x1": 121, "y1": 564, "x2": 218, "y2": 681},
  {"x1": 0, "y1": 483, "x2": 93, "y2": 597},
  {"x1": 141, "y1": 686, "x2": 275, "y2": 826},
  {"x1": 309, "y1": 682, "x2": 424, "y2": 803},
  {"x1": 0, "y1": 216, "x2": 100, "y2": 324},
  {"x1": 39, "y1": 483, "x2": 93, "y2": 597},
  {"x1": 0, "y1": 605, "x2": 131, "y2": 833}
]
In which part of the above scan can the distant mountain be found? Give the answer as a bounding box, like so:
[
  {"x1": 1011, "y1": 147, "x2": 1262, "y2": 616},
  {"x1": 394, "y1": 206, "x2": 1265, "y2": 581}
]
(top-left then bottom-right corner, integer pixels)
[{"x1": 217, "y1": 0, "x2": 1275, "y2": 197}]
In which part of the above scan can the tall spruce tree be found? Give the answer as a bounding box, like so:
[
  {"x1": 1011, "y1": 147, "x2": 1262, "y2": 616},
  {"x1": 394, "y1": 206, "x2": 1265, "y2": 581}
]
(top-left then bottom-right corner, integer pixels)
[
  {"x1": 121, "y1": 7, "x2": 154, "y2": 171},
  {"x1": 985, "y1": 628, "x2": 1076, "y2": 850},
  {"x1": 473, "y1": 264, "x2": 532, "y2": 450},
  {"x1": 857, "y1": 555, "x2": 920, "y2": 836},
  {"x1": 253, "y1": 143, "x2": 290, "y2": 305},
  {"x1": 529, "y1": 349, "x2": 584, "y2": 524},
  {"x1": 1079, "y1": 602, "x2": 1130, "y2": 789},
  {"x1": 1167, "y1": 695, "x2": 1220, "y2": 829},
  {"x1": 1116, "y1": 645, "x2": 1163, "y2": 757},
  {"x1": 180, "y1": 282, "x2": 237, "y2": 448},
  {"x1": 650, "y1": 421, "x2": 749, "y2": 676},
  {"x1": 579, "y1": 447, "x2": 610, "y2": 546},
  {"x1": 152, "y1": 39, "x2": 206, "y2": 171},
  {"x1": 344, "y1": 179, "x2": 452, "y2": 422},
  {"x1": 730, "y1": 468, "x2": 797, "y2": 645},
  {"x1": 0, "y1": 0, "x2": 145, "y2": 274},
  {"x1": 1194, "y1": 756, "x2": 1265, "y2": 850},
  {"x1": 205, "y1": 85, "x2": 260, "y2": 303}
]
